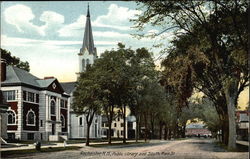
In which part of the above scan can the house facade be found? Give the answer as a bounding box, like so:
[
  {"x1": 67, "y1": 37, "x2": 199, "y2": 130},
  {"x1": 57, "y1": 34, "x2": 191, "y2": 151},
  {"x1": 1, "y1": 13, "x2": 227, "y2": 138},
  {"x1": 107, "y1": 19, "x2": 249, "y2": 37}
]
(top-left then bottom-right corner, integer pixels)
[
  {"x1": 0, "y1": 60, "x2": 70, "y2": 141},
  {"x1": 61, "y1": 5, "x2": 102, "y2": 139},
  {"x1": 101, "y1": 114, "x2": 136, "y2": 139}
]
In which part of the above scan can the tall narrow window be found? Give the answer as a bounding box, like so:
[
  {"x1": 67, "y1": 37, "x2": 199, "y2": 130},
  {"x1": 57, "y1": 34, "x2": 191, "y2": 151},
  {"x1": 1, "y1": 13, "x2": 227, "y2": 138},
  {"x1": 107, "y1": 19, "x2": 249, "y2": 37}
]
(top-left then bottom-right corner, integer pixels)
[
  {"x1": 82, "y1": 59, "x2": 85, "y2": 70},
  {"x1": 79, "y1": 117, "x2": 82, "y2": 126},
  {"x1": 61, "y1": 115, "x2": 65, "y2": 128},
  {"x1": 27, "y1": 109, "x2": 36, "y2": 126},
  {"x1": 50, "y1": 100, "x2": 56, "y2": 115},
  {"x1": 23, "y1": 91, "x2": 27, "y2": 100},
  {"x1": 7, "y1": 110, "x2": 16, "y2": 125},
  {"x1": 86, "y1": 59, "x2": 90, "y2": 65},
  {"x1": 27, "y1": 92, "x2": 35, "y2": 102}
]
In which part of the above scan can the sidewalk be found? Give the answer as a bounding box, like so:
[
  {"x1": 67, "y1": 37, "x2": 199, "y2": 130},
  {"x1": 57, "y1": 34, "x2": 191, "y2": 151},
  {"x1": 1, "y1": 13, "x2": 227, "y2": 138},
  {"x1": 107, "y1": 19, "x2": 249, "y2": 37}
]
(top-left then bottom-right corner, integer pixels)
[
  {"x1": 0, "y1": 140, "x2": 149, "y2": 152},
  {"x1": 236, "y1": 140, "x2": 249, "y2": 146}
]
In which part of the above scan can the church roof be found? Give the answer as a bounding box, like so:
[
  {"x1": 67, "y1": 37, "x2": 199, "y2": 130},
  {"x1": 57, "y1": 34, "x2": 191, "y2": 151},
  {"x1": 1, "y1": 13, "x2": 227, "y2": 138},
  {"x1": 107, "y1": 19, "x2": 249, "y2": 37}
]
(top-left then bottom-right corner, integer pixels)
[
  {"x1": 81, "y1": 5, "x2": 96, "y2": 56},
  {"x1": 60, "y1": 82, "x2": 76, "y2": 94}
]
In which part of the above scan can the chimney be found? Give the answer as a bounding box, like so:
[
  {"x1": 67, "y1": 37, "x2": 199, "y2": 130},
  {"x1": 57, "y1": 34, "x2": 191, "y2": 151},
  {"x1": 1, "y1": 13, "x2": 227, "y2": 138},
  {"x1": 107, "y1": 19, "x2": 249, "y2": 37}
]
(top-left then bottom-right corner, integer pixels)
[
  {"x1": 1, "y1": 59, "x2": 6, "y2": 82},
  {"x1": 44, "y1": 76, "x2": 54, "y2": 79}
]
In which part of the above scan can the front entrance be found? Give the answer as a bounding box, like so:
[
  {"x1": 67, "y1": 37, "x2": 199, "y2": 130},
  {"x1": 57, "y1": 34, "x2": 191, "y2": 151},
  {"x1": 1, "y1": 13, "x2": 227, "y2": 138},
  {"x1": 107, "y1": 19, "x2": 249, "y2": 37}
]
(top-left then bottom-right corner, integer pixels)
[{"x1": 52, "y1": 123, "x2": 55, "y2": 135}]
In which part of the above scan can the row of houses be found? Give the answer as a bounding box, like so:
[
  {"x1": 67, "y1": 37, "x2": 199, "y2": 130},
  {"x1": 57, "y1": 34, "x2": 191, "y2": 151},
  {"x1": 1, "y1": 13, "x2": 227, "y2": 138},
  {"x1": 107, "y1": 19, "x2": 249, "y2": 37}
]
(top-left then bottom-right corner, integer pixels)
[{"x1": 0, "y1": 5, "x2": 136, "y2": 142}]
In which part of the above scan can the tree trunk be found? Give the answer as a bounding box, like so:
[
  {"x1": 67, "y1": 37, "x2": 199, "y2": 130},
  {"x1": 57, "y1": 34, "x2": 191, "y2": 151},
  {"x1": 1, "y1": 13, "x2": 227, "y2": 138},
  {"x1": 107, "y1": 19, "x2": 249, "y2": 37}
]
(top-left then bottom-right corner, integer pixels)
[
  {"x1": 225, "y1": 91, "x2": 237, "y2": 150},
  {"x1": 135, "y1": 115, "x2": 139, "y2": 142},
  {"x1": 123, "y1": 105, "x2": 126, "y2": 144},
  {"x1": 159, "y1": 121, "x2": 162, "y2": 140},
  {"x1": 144, "y1": 112, "x2": 148, "y2": 142},
  {"x1": 86, "y1": 123, "x2": 90, "y2": 146}
]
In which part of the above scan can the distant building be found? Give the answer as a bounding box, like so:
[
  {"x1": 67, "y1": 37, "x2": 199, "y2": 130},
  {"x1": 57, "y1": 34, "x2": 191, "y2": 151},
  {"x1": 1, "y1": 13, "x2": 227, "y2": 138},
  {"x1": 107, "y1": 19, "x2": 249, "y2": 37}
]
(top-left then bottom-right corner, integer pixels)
[
  {"x1": 101, "y1": 114, "x2": 136, "y2": 139},
  {"x1": 61, "y1": 5, "x2": 102, "y2": 139},
  {"x1": 0, "y1": 60, "x2": 70, "y2": 141},
  {"x1": 185, "y1": 123, "x2": 211, "y2": 137},
  {"x1": 236, "y1": 110, "x2": 249, "y2": 141}
]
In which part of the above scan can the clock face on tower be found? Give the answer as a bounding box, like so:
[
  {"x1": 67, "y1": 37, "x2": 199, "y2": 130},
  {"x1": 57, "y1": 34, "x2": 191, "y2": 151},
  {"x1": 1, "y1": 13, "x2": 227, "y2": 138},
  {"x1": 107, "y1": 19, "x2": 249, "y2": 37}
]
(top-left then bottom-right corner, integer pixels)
[{"x1": 52, "y1": 83, "x2": 57, "y2": 89}]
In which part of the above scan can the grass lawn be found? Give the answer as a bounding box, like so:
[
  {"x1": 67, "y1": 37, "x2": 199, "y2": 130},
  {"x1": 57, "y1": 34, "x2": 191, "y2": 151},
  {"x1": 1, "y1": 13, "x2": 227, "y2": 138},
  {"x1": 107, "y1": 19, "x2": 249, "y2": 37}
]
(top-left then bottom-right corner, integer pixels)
[{"x1": 1, "y1": 146, "x2": 81, "y2": 158}]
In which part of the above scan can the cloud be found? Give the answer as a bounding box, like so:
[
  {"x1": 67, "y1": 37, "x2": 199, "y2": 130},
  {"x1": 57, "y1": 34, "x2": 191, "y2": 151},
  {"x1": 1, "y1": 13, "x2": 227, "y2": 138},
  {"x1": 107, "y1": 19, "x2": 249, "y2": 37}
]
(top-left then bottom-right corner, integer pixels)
[
  {"x1": 58, "y1": 3, "x2": 141, "y2": 37},
  {"x1": 58, "y1": 15, "x2": 86, "y2": 37},
  {"x1": 4, "y1": 4, "x2": 45, "y2": 36},
  {"x1": 93, "y1": 4, "x2": 140, "y2": 30},
  {"x1": 4, "y1": 4, "x2": 65, "y2": 37},
  {"x1": 40, "y1": 11, "x2": 65, "y2": 36}
]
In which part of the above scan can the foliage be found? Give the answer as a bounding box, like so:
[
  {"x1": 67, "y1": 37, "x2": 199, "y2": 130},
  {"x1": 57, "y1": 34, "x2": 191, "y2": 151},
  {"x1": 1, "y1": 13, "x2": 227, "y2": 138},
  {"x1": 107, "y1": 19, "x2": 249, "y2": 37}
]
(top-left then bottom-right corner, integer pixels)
[
  {"x1": 133, "y1": 0, "x2": 249, "y2": 149},
  {"x1": 1, "y1": 48, "x2": 30, "y2": 72}
]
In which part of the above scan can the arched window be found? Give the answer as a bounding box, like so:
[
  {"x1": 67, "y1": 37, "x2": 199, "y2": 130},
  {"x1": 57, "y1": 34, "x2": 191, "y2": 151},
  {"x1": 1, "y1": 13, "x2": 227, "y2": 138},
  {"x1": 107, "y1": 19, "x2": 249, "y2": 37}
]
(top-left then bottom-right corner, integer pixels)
[
  {"x1": 61, "y1": 114, "x2": 65, "y2": 128},
  {"x1": 82, "y1": 59, "x2": 85, "y2": 70},
  {"x1": 26, "y1": 109, "x2": 36, "y2": 126},
  {"x1": 86, "y1": 59, "x2": 90, "y2": 65},
  {"x1": 51, "y1": 100, "x2": 56, "y2": 115},
  {"x1": 7, "y1": 110, "x2": 16, "y2": 125}
]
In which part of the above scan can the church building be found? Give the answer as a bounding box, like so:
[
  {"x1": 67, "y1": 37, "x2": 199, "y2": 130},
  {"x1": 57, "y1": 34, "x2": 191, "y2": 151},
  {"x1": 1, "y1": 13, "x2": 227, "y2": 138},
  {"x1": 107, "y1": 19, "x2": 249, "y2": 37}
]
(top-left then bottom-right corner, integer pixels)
[{"x1": 61, "y1": 5, "x2": 102, "y2": 139}]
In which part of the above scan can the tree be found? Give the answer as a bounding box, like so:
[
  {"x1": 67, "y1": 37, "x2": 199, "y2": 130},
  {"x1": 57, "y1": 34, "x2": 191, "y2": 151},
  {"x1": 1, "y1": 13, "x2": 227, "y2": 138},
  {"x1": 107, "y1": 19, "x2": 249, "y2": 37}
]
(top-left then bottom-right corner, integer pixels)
[
  {"x1": 1, "y1": 48, "x2": 30, "y2": 72},
  {"x1": 133, "y1": 0, "x2": 249, "y2": 150},
  {"x1": 72, "y1": 66, "x2": 102, "y2": 146}
]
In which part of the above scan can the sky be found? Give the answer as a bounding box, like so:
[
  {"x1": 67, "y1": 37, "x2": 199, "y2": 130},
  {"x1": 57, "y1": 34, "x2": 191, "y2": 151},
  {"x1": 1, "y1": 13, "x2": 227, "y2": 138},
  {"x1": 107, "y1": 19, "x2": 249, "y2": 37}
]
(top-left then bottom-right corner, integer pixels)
[
  {"x1": 1, "y1": 1, "x2": 169, "y2": 82},
  {"x1": 1, "y1": 1, "x2": 248, "y2": 109}
]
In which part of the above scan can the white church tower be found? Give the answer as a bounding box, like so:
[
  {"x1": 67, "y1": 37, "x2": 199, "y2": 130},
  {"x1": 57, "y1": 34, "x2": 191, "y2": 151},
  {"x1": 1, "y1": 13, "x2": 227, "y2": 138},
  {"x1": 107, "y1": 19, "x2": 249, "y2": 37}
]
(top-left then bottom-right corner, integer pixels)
[
  {"x1": 64, "y1": 5, "x2": 102, "y2": 139},
  {"x1": 78, "y1": 4, "x2": 97, "y2": 73}
]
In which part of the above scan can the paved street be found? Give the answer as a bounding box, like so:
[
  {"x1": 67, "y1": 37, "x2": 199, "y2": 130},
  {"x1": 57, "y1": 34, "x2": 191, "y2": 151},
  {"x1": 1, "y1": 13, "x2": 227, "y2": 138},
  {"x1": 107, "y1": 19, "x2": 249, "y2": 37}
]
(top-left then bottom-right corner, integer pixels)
[{"x1": 2, "y1": 138, "x2": 248, "y2": 159}]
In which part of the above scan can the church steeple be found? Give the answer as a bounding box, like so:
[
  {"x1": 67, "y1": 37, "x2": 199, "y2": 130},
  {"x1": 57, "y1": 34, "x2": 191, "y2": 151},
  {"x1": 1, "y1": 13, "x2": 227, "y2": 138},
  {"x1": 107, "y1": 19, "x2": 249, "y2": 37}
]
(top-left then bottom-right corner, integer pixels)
[
  {"x1": 80, "y1": 4, "x2": 96, "y2": 56},
  {"x1": 78, "y1": 4, "x2": 97, "y2": 74}
]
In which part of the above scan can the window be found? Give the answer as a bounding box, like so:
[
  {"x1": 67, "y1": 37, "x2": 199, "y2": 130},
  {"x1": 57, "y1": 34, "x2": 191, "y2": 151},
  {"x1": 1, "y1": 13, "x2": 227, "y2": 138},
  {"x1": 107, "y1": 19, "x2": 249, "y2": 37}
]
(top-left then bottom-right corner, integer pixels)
[
  {"x1": 7, "y1": 110, "x2": 16, "y2": 125},
  {"x1": 82, "y1": 59, "x2": 85, "y2": 70},
  {"x1": 102, "y1": 122, "x2": 105, "y2": 127},
  {"x1": 26, "y1": 109, "x2": 36, "y2": 126},
  {"x1": 121, "y1": 123, "x2": 124, "y2": 127},
  {"x1": 60, "y1": 100, "x2": 65, "y2": 108},
  {"x1": 23, "y1": 91, "x2": 27, "y2": 100},
  {"x1": 86, "y1": 59, "x2": 90, "y2": 65},
  {"x1": 121, "y1": 130, "x2": 124, "y2": 136},
  {"x1": 40, "y1": 120, "x2": 43, "y2": 127},
  {"x1": 36, "y1": 94, "x2": 39, "y2": 103},
  {"x1": 50, "y1": 100, "x2": 56, "y2": 115},
  {"x1": 114, "y1": 123, "x2": 117, "y2": 127},
  {"x1": 79, "y1": 117, "x2": 83, "y2": 126},
  {"x1": 27, "y1": 133, "x2": 34, "y2": 140},
  {"x1": 117, "y1": 117, "x2": 120, "y2": 121},
  {"x1": 3, "y1": 91, "x2": 16, "y2": 101},
  {"x1": 128, "y1": 122, "x2": 133, "y2": 128},
  {"x1": 27, "y1": 92, "x2": 35, "y2": 102},
  {"x1": 61, "y1": 115, "x2": 65, "y2": 128}
]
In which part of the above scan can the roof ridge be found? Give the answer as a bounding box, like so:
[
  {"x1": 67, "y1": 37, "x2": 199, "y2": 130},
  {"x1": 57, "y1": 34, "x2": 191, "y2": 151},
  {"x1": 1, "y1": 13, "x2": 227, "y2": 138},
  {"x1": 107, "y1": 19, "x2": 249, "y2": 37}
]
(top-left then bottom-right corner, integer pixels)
[{"x1": 11, "y1": 66, "x2": 21, "y2": 83}]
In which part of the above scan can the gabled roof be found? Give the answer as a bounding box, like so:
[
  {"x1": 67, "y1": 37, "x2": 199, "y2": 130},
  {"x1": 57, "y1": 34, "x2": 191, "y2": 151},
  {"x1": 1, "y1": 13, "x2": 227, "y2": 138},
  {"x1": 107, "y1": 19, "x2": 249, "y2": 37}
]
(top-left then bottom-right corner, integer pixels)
[
  {"x1": 37, "y1": 78, "x2": 55, "y2": 88},
  {"x1": 60, "y1": 82, "x2": 76, "y2": 94},
  {"x1": 2, "y1": 66, "x2": 66, "y2": 95},
  {"x1": 2, "y1": 66, "x2": 40, "y2": 87}
]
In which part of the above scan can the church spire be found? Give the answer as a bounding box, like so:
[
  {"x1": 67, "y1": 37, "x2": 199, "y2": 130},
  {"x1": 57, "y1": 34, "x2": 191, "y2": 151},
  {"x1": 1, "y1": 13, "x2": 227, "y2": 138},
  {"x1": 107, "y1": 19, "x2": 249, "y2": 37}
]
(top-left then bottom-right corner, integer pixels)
[
  {"x1": 87, "y1": 3, "x2": 90, "y2": 17},
  {"x1": 80, "y1": 4, "x2": 96, "y2": 56}
]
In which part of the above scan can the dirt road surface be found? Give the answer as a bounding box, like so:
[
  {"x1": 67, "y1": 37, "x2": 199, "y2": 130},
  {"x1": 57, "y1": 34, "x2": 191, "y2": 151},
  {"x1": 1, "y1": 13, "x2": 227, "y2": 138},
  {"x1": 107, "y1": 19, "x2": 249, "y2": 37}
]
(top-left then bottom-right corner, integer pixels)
[{"x1": 3, "y1": 138, "x2": 248, "y2": 159}]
